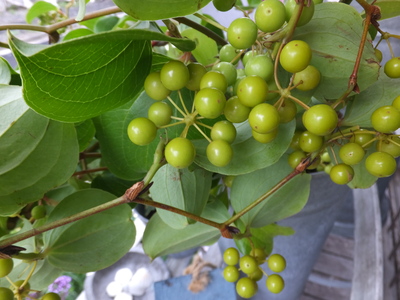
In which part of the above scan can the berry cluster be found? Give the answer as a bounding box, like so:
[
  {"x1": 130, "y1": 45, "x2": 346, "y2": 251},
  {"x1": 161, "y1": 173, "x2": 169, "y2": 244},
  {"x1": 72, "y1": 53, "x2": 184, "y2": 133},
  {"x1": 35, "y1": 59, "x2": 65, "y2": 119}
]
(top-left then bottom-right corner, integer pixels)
[
  {"x1": 0, "y1": 257, "x2": 61, "y2": 300},
  {"x1": 128, "y1": 0, "x2": 400, "y2": 186},
  {"x1": 222, "y1": 247, "x2": 286, "y2": 298}
]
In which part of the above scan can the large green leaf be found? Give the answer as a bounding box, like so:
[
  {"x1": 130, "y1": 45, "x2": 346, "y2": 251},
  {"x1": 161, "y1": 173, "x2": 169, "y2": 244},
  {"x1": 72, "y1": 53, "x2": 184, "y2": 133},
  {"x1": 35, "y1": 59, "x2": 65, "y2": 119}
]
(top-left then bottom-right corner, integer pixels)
[
  {"x1": 230, "y1": 155, "x2": 311, "y2": 228},
  {"x1": 150, "y1": 165, "x2": 212, "y2": 229},
  {"x1": 0, "y1": 107, "x2": 79, "y2": 215},
  {"x1": 142, "y1": 200, "x2": 230, "y2": 259},
  {"x1": 193, "y1": 120, "x2": 295, "y2": 175},
  {"x1": 294, "y1": 2, "x2": 380, "y2": 100},
  {"x1": 43, "y1": 189, "x2": 135, "y2": 273},
  {"x1": 75, "y1": 119, "x2": 96, "y2": 152},
  {"x1": 25, "y1": 0, "x2": 59, "y2": 23},
  {"x1": 9, "y1": 30, "x2": 195, "y2": 122},
  {"x1": 112, "y1": 0, "x2": 212, "y2": 20},
  {"x1": 342, "y1": 70, "x2": 399, "y2": 127},
  {"x1": 375, "y1": 0, "x2": 400, "y2": 19}
]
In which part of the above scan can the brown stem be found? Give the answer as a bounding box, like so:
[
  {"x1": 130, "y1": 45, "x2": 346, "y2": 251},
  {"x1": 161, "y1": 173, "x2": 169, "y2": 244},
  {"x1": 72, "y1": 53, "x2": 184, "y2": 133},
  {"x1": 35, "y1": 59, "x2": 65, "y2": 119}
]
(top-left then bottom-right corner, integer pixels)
[
  {"x1": 0, "y1": 182, "x2": 145, "y2": 249},
  {"x1": 79, "y1": 152, "x2": 102, "y2": 159},
  {"x1": 72, "y1": 166, "x2": 107, "y2": 176},
  {"x1": 332, "y1": 0, "x2": 380, "y2": 109}
]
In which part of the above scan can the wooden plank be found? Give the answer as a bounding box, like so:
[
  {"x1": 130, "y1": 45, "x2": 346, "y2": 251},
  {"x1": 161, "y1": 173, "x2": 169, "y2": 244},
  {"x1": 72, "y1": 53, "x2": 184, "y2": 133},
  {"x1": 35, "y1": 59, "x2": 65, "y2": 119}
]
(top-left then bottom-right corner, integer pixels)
[
  {"x1": 321, "y1": 233, "x2": 354, "y2": 259},
  {"x1": 312, "y1": 252, "x2": 353, "y2": 281},
  {"x1": 303, "y1": 280, "x2": 351, "y2": 300},
  {"x1": 350, "y1": 184, "x2": 383, "y2": 300}
]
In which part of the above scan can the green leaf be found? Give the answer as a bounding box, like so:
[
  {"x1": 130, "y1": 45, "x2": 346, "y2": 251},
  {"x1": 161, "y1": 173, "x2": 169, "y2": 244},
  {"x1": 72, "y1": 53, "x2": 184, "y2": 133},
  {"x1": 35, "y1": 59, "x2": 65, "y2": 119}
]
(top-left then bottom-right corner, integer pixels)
[
  {"x1": 9, "y1": 30, "x2": 195, "y2": 122},
  {"x1": 0, "y1": 59, "x2": 11, "y2": 84},
  {"x1": 342, "y1": 70, "x2": 399, "y2": 127},
  {"x1": 193, "y1": 120, "x2": 295, "y2": 175},
  {"x1": 142, "y1": 200, "x2": 229, "y2": 259},
  {"x1": 112, "y1": 0, "x2": 212, "y2": 20},
  {"x1": 26, "y1": 1, "x2": 59, "y2": 24},
  {"x1": 28, "y1": 260, "x2": 63, "y2": 290},
  {"x1": 0, "y1": 111, "x2": 79, "y2": 214},
  {"x1": 231, "y1": 155, "x2": 311, "y2": 228},
  {"x1": 62, "y1": 28, "x2": 94, "y2": 41},
  {"x1": 75, "y1": 119, "x2": 95, "y2": 152},
  {"x1": 43, "y1": 189, "x2": 135, "y2": 273},
  {"x1": 235, "y1": 224, "x2": 294, "y2": 256},
  {"x1": 181, "y1": 28, "x2": 218, "y2": 66},
  {"x1": 150, "y1": 165, "x2": 212, "y2": 229},
  {"x1": 91, "y1": 171, "x2": 135, "y2": 197},
  {"x1": 375, "y1": 0, "x2": 400, "y2": 19},
  {"x1": 294, "y1": 2, "x2": 380, "y2": 100},
  {"x1": 94, "y1": 16, "x2": 120, "y2": 33}
]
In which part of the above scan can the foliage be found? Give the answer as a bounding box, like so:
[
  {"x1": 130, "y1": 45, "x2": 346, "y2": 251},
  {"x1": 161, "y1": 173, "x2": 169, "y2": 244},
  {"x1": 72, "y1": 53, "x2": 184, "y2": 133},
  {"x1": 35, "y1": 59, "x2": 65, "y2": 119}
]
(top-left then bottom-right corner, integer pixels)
[{"x1": 0, "y1": 0, "x2": 400, "y2": 298}]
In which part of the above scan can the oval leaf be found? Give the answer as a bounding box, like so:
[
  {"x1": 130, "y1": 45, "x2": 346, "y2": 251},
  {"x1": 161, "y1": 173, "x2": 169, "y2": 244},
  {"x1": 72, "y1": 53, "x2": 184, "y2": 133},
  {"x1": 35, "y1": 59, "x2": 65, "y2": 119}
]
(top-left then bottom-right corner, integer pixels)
[
  {"x1": 231, "y1": 155, "x2": 311, "y2": 228},
  {"x1": 9, "y1": 30, "x2": 195, "y2": 122},
  {"x1": 142, "y1": 200, "x2": 229, "y2": 259},
  {"x1": 150, "y1": 165, "x2": 212, "y2": 229},
  {"x1": 193, "y1": 120, "x2": 295, "y2": 175},
  {"x1": 112, "y1": 0, "x2": 212, "y2": 20},
  {"x1": 294, "y1": 2, "x2": 380, "y2": 100},
  {"x1": 43, "y1": 189, "x2": 136, "y2": 273},
  {"x1": 375, "y1": 0, "x2": 400, "y2": 19}
]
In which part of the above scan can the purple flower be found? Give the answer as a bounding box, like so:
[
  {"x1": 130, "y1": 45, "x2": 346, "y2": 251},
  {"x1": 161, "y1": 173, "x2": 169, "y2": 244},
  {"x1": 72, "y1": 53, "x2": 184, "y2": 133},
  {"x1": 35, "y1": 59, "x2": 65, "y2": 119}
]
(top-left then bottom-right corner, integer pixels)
[{"x1": 47, "y1": 275, "x2": 72, "y2": 300}]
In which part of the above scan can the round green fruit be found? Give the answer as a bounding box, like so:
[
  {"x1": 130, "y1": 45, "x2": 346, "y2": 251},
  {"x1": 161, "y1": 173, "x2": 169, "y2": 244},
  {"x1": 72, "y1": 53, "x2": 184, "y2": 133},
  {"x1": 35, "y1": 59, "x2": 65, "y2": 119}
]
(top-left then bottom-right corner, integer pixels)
[
  {"x1": 293, "y1": 65, "x2": 321, "y2": 91},
  {"x1": 250, "y1": 248, "x2": 267, "y2": 263},
  {"x1": 211, "y1": 120, "x2": 237, "y2": 143},
  {"x1": 240, "y1": 255, "x2": 259, "y2": 274},
  {"x1": 212, "y1": 62, "x2": 238, "y2": 86},
  {"x1": 252, "y1": 129, "x2": 278, "y2": 144},
  {"x1": 236, "y1": 277, "x2": 258, "y2": 299},
  {"x1": 365, "y1": 151, "x2": 397, "y2": 178},
  {"x1": 285, "y1": 0, "x2": 315, "y2": 26},
  {"x1": 249, "y1": 267, "x2": 264, "y2": 281},
  {"x1": 206, "y1": 140, "x2": 233, "y2": 167},
  {"x1": 371, "y1": 105, "x2": 400, "y2": 133},
  {"x1": 302, "y1": 104, "x2": 338, "y2": 136},
  {"x1": 0, "y1": 287, "x2": 14, "y2": 300},
  {"x1": 127, "y1": 117, "x2": 157, "y2": 146},
  {"x1": 224, "y1": 96, "x2": 251, "y2": 123},
  {"x1": 223, "y1": 247, "x2": 240, "y2": 265},
  {"x1": 194, "y1": 87, "x2": 226, "y2": 119},
  {"x1": 379, "y1": 136, "x2": 400, "y2": 158},
  {"x1": 213, "y1": 0, "x2": 236, "y2": 11},
  {"x1": 350, "y1": 129, "x2": 375, "y2": 148},
  {"x1": 268, "y1": 254, "x2": 286, "y2": 273},
  {"x1": 392, "y1": 95, "x2": 400, "y2": 111},
  {"x1": 277, "y1": 99, "x2": 297, "y2": 123},
  {"x1": 42, "y1": 292, "x2": 62, "y2": 300},
  {"x1": 288, "y1": 150, "x2": 306, "y2": 169},
  {"x1": 245, "y1": 54, "x2": 274, "y2": 82},
  {"x1": 200, "y1": 70, "x2": 228, "y2": 92},
  {"x1": 165, "y1": 137, "x2": 196, "y2": 169},
  {"x1": 31, "y1": 205, "x2": 46, "y2": 220},
  {"x1": 223, "y1": 265, "x2": 240, "y2": 282},
  {"x1": 0, "y1": 258, "x2": 13, "y2": 278},
  {"x1": 299, "y1": 131, "x2": 324, "y2": 153},
  {"x1": 329, "y1": 163, "x2": 354, "y2": 185},
  {"x1": 384, "y1": 57, "x2": 400, "y2": 78},
  {"x1": 339, "y1": 142, "x2": 365, "y2": 165},
  {"x1": 227, "y1": 17, "x2": 258, "y2": 50},
  {"x1": 219, "y1": 44, "x2": 241, "y2": 64},
  {"x1": 280, "y1": 40, "x2": 312, "y2": 73},
  {"x1": 186, "y1": 63, "x2": 207, "y2": 91},
  {"x1": 144, "y1": 72, "x2": 171, "y2": 101},
  {"x1": 266, "y1": 274, "x2": 284, "y2": 294},
  {"x1": 249, "y1": 103, "x2": 280, "y2": 134},
  {"x1": 237, "y1": 75, "x2": 269, "y2": 107},
  {"x1": 160, "y1": 60, "x2": 190, "y2": 90},
  {"x1": 148, "y1": 102, "x2": 172, "y2": 127},
  {"x1": 255, "y1": 0, "x2": 286, "y2": 33}
]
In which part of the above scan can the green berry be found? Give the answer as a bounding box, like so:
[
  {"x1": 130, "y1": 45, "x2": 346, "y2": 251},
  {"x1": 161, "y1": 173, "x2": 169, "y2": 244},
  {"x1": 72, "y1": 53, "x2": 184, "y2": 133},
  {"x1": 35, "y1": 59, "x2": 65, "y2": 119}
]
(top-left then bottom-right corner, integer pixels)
[
  {"x1": 280, "y1": 40, "x2": 312, "y2": 73},
  {"x1": 165, "y1": 137, "x2": 196, "y2": 169},
  {"x1": 339, "y1": 142, "x2": 365, "y2": 165},
  {"x1": 302, "y1": 104, "x2": 338, "y2": 136},
  {"x1": 329, "y1": 163, "x2": 354, "y2": 185},
  {"x1": 293, "y1": 65, "x2": 321, "y2": 91},
  {"x1": 148, "y1": 102, "x2": 172, "y2": 127},
  {"x1": 42, "y1": 292, "x2": 62, "y2": 300},
  {"x1": 224, "y1": 247, "x2": 240, "y2": 265},
  {"x1": 268, "y1": 254, "x2": 286, "y2": 273},
  {"x1": 144, "y1": 72, "x2": 171, "y2": 101},
  {"x1": 236, "y1": 277, "x2": 258, "y2": 299},
  {"x1": 249, "y1": 103, "x2": 280, "y2": 134},
  {"x1": 211, "y1": 120, "x2": 237, "y2": 143},
  {"x1": 255, "y1": 0, "x2": 286, "y2": 33},
  {"x1": 31, "y1": 205, "x2": 46, "y2": 219},
  {"x1": 384, "y1": 57, "x2": 400, "y2": 78},
  {"x1": 227, "y1": 18, "x2": 258, "y2": 50},
  {"x1": 194, "y1": 87, "x2": 226, "y2": 119},
  {"x1": 365, "y1": 151, "x2": 397, "y2": 178},
  {"x1": 266, "y1": 274, "x2": 284, "y2": 294},
  {"x1": 237, "y1": 75, "x2": 269, "y2": 108},
  {"x1": 0, "y1": 258, "x2": 13, "y2": 278},
  {"x1": 186, "y1": 63, "x2": 207, "y2": 91},
  {"x1": 127, "y1": 117, "x2": 157, "y2": 146},
  {"x1": 240, "y1": 255, "x2": 258, "y2": 274},
  {"x1": 223, "y1": 265, "x2": 240, "y2": 282},
  {"x1": 371, "y1": 105, "x2": 400, "y2": 133},
  {"x1": 160, "y1": 60, "x2": 189, "y2": 90},
  {"x1": 200, "y1": 70, "x2": 228, "y2": 93},
  {"x1": 206, "y1": 140, "x2": 233, "y2": 167},
  {"x1": 224, "y1": 96, "x2": 251, "y2": 123},
  {"x1": 0, "y1": 287, "x2": 14, "y2": 300}
]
